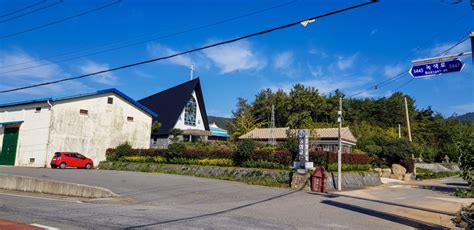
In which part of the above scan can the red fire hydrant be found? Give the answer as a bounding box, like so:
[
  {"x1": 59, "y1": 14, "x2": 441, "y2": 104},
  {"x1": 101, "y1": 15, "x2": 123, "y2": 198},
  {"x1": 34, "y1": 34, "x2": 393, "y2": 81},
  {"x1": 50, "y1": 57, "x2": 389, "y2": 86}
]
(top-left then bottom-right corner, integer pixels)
[{"x1": 311, "y1": 166, "x2": 327, "y2": 193}]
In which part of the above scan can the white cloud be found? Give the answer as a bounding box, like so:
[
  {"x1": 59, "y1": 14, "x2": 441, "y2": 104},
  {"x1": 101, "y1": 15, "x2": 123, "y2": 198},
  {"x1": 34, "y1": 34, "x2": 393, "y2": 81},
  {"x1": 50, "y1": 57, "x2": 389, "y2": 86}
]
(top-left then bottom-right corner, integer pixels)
[
  {"x1": 273, "y1": 51, "x2": 293, "y2": 70},
  {"x1": 383, "y1": 64, "x2": 405, "y2": 78},
  {"x1": 428, "y1": 39, "x2": 470, "y2": 57},
  {"x1": 203, "y1": 41, "x2": 266, "y2": 74},
  {"x1": 309, "y1": 65, "x2": 323, "y2": 78},
  {"x1": 79, "y1": 61, "x2": 117, "y2": 85},
  {"x1": 0, "y1": 50, "x2": 90, "y2": 96},
  {"x1": 308, "y1": 48, "x2": 328, "y2": 58},
  {"x1": 0, "y1": 51, "x2": 63, "y2": 80},
  {"x1": 450, "y1": 103, "x2": 474, "y2": 114},
  {"x1": 146, "y1": 42, "x2": 194, "y2": 67},
  {"x1": 268, "y1": 75, "x2": 372, "y2": 96},
  {"x1": 336, "y1": 54, "x2": 357, "y2": 71}
]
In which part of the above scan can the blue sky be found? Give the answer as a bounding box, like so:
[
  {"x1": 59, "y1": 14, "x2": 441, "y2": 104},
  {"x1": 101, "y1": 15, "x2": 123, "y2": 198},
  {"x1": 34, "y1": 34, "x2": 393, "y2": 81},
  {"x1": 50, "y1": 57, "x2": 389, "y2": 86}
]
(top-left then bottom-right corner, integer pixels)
[{"x1": 0, "y1": 0, "x2": 472, "y2": 118}]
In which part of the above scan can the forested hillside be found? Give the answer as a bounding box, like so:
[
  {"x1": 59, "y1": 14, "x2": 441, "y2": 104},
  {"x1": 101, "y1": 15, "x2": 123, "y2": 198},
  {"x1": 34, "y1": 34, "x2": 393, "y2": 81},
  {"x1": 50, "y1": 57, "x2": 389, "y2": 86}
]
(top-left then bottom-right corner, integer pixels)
[
  {"x1": 208, "y1": 116, "x2": 232, "y2": 130},
  {"x1": 227, "y1": 84, "x2": 474, "y2": 163}
]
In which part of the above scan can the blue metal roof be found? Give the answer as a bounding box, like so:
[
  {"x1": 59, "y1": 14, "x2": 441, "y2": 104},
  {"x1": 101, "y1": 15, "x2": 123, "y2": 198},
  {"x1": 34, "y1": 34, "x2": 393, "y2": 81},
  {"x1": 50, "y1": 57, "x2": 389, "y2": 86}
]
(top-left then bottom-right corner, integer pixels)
[
  {"x1": 0, "y1": 88, "x2": 157, "y2": 118},
  {"x1": 210, "y1": 127, "x2": 229, "y2": 137},
  {"x1": 0, "y1": 121, "x2": 23, "y2": 126}
]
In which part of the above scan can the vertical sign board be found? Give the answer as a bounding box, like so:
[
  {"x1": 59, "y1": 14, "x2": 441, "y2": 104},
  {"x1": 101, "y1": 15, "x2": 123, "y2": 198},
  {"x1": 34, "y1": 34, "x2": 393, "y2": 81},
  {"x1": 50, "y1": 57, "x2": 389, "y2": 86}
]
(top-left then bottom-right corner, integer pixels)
[
  {"x1": 298, "y1": 129, "x2": 305, "y2": 163},
  {"x1": 297, "y1": 129, "x2": 310, "y2": 165},
  {"x1": 409, "y1": 59, "x2": 464, "y2": 78}
]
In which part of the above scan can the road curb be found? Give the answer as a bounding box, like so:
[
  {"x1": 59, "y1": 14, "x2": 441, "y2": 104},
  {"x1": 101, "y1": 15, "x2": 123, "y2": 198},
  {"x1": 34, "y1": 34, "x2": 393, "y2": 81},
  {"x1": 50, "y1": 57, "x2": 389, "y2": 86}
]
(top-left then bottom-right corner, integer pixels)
[{"x1": 0, "y1": 173, "x2": 119, "y2": 198}]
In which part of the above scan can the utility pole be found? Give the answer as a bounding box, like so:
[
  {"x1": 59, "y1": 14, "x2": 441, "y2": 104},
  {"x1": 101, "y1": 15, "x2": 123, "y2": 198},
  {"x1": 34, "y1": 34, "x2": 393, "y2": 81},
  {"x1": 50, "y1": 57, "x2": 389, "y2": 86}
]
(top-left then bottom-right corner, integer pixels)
[
  {"x1": 337, "y1": 97, "x2": 342, "y2": 191},
  {"x1": 398, "y1": 124, "x2": 401, "y2": 139},
  {"x1": 404, "y1": 97, "x2": 415, "y2": 162},
  {"x1": 404, "y1": 97, "x2": 412, "y2": 143},
  {"x1": 269, "y1": 104, "x2": 276, "y2": 145}
]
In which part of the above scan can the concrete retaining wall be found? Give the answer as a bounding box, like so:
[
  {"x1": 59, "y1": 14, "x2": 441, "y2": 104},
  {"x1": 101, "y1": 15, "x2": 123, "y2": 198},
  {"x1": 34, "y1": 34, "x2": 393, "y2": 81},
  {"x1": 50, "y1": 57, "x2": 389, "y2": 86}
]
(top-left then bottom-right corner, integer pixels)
[
  {"x1": 0, "y1": 173, "x2": 118, "y2": 198},
  {"x1": 326, "y1": 171, "x2": 381, "y2": 190},
  {"x1": 292, "y1": 171, "x2": 381, "y2": 191},
  {"x1": 416, "y1": 163, "x2": 460, "y2": 172}
]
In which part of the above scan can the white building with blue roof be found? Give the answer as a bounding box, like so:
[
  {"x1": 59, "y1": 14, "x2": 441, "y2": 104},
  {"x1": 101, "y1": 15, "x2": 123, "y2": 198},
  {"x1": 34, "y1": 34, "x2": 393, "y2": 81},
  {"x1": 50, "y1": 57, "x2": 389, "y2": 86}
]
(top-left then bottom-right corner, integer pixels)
[{"x1": 0, "y1": 88, "x2": 156, "y2": 167}]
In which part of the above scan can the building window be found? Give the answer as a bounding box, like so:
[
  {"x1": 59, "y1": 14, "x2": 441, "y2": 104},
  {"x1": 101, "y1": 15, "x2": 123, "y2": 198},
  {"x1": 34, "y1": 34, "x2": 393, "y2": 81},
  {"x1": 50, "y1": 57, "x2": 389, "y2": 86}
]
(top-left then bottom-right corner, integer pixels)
[
  {"x1": 107, "y1": 97, "x2": 113, "y2": 104},
  {"x1": 184, "y1": 96, "x2": 197, "y2": 126},
  {"x1": 127, "y1": 116, "x2": 134, "y2": 122},
  {"x1": 80, "y1": 109, "x2": 88, "y2": 115},
  {"x1": 35, "y1": 107, "x2": 41, "y2": 113}
]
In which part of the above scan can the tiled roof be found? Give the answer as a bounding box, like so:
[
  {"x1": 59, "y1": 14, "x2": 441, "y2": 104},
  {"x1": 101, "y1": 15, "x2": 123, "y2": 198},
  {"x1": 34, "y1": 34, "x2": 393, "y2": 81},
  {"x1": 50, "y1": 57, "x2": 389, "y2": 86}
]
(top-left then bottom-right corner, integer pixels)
[
  {"x1": 239, "y1": 127, "x2": 290, "y2": 139},
  {"x1": 239, "y1": 127, "x2": 357, "y2": 143}
]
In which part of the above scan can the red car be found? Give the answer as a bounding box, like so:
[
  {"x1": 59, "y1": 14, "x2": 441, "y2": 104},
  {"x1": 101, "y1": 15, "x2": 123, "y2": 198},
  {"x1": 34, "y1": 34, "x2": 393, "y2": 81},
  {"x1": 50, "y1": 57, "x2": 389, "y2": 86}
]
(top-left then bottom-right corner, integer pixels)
[{"x1": 50, "y1": 152, "x2": 94, "y2": 169}]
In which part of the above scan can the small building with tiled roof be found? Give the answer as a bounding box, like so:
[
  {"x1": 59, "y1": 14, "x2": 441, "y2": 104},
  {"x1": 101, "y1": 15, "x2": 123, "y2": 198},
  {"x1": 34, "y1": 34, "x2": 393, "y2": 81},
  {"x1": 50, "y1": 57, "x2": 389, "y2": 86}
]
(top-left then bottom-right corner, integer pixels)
[{"x1": 239, "y1": 127, "x2": 357, "y2": 153}]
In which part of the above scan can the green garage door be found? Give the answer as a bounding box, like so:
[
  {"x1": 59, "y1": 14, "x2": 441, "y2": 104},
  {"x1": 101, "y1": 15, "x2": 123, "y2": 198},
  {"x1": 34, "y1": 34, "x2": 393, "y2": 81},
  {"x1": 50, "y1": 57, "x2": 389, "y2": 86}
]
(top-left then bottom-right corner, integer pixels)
[{"x1": 0, "y1": 127, "x2": 19, "y2": 165}]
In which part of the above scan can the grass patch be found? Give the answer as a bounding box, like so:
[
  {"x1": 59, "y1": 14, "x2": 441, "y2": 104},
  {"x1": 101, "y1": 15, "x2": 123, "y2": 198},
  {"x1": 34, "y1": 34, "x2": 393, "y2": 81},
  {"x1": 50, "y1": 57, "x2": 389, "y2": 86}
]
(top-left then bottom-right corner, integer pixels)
[
  {"x1": 453, "y1": 188, "x2": 474, "y2": 198},
  {"x1": 415, "y1": 167, "x2": 459, "y2": 179},
  {"x1": 99, "y1": 161, "x2": 291, "y2": 188}
]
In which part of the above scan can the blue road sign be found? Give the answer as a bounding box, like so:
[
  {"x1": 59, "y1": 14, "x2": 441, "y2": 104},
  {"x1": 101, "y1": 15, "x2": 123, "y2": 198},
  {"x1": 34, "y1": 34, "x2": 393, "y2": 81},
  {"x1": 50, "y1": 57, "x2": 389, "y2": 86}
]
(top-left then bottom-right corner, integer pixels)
[{"x1": 409, "y1": 59, "x2": 464, "y2": 78}]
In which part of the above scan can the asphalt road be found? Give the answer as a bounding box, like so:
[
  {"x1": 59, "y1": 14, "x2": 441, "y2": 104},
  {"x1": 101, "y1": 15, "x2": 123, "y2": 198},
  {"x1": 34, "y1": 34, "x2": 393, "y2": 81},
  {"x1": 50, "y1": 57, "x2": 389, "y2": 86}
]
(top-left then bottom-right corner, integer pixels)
[{"x1": 0, "y1": 167, "x2": 458, "y2": 229}]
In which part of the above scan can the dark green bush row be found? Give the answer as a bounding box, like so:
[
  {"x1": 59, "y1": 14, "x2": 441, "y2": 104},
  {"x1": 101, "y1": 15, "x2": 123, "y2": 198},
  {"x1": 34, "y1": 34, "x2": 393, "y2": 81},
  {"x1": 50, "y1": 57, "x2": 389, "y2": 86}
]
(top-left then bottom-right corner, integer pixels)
[
  {"x1": 309, "y1": 151, "x2": 371, "y2": 166},
  {"x1": 327, "y1": 163, "x2": 371, "y2": 172},
  {"x1": 107, "y1": 141, "x2": 371, "y2": 171}
]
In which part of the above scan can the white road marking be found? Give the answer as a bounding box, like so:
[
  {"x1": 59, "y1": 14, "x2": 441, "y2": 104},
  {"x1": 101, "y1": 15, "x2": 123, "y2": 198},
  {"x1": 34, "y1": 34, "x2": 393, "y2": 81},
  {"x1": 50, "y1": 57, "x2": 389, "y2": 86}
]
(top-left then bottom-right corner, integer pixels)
[
  {"x1": 30, "y1": 223, "x2": 59, "y2": 230},
  {"x1": 0, "y1": 192, "x2": 83, "y2": 203}
]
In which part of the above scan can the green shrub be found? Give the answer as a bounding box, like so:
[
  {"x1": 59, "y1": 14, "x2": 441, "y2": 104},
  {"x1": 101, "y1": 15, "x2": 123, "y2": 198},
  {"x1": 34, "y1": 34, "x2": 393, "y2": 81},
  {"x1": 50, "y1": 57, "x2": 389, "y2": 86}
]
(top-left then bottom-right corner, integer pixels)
[
  {"x1": 457, "y1": 136, "x2": 474, "y2": 186},
  {"x1": 167, "y1": 157, "x2": 234, "y2": 167},
  {"x1": 327, "y1": 163, "x2": 370, "y2": 172},
  {"x1": 196, "y1": 158, "x2": 234, "y2": 167},
  {"x1": 416, "y1": 169, "x2": 458, "y2": 179},
  {"x1": 415, "y1": 167, "x2": 432, "y2": 174},
  {"x1": 234, "y1": 140, "x2": 256, "y2": 166},
  {"x1": 453, "y1": 188, "x2": 474, "y2": 198},
  {"x1": 115, "y1": 143, "x2": 132, "y2": 160},
  {"x1": 166, "y1": 142, "x2": 185, "y2": 161},
  {"x1": 242, "y1": 160, "x2": 288, "y2": 170},
  {"x1": 121, "y1": 156, "x2": 166, "y2": 163},
  {"x1": 382, "y1": 139, "x2": 415, "y2": 165}
]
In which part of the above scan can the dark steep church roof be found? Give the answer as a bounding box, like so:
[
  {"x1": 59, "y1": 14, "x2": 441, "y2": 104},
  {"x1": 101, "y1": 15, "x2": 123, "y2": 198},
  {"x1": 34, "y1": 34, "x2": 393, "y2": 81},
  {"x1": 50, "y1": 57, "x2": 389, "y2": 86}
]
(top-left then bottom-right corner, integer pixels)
[{"x1": 138, "y1": 78, "x2": 209, "y2": 135}]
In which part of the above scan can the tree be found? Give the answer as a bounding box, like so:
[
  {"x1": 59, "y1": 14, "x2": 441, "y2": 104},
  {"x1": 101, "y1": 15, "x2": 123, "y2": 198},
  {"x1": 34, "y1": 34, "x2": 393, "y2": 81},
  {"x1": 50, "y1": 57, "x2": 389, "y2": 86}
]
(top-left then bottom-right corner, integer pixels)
[
  {"x1": 232, "y1": 97, "x2": 251, "y2": 118},
  {"x1": 457, "y1": 133, "x2": 474, "y2": 187},
  {"x1": 382, "y1": 139, "x2": 415, "y2": 165},
  {"x1": 151, "y1": 121, "x2": 161, "y2": 133},
  {"x1": 169, "y1": 128, "x2": 183, "y2": 143},
  {"x1": 228, "y1": 108, "x2": 264, "y2": 138}
]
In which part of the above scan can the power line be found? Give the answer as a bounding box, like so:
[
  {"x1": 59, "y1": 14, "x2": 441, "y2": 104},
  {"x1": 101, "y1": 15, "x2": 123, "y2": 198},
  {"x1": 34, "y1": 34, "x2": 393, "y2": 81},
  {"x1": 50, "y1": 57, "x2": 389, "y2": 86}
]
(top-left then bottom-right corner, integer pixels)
[
  {"x1": 348, "y1": 33, "x2": 470, "y2": 98},
  {"x1": 0, "y1": 0, "x2": 64, "y2": 24},
  {"x1": 0, "y1": 0, "x2": 46, "y2": 18},
  {"x1": 0, "y1": 0, "x2": 298, "y2": 72},
  {"x1": 347, "y1": 72, "x2": 407, "y2": 98},
  {"x1": 0, "y1": 0, "x2": 122, "y2": 39},
  {"x1": 391, "y1": 78, "x2": 414, "y2": 92},
  {"x1": 433, "y1": 35, "x2": 469, "y2": 56},
  {"x1": 346, "y1": 13, "x2": 470, "y2": 98},
  {"x1": 0, "y1": 0, "x2": 379, "y2": 94}
]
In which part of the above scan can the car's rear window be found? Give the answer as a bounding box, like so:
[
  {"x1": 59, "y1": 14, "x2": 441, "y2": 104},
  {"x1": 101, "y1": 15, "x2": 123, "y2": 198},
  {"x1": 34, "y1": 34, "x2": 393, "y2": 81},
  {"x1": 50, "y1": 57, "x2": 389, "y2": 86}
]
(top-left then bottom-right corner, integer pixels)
[{"x1": 54, "y1": 152, "x2": 61, "y2": 157}]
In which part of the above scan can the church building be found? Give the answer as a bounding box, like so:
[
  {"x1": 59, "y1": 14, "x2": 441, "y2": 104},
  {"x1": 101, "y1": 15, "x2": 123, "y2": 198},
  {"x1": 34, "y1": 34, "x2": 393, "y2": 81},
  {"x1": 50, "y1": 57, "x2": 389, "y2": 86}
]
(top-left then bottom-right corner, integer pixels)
[{"x1": 139, "y1": 78, "x2": 211, "y2": 148}]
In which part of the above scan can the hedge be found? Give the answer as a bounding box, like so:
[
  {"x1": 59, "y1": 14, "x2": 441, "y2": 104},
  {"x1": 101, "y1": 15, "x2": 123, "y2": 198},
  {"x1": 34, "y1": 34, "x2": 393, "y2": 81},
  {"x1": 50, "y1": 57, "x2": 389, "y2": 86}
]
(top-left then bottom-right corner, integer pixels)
[
  {"x1": 327, "y1": 163, "x2": 371, "y2": 172},
  {"x1": 309, "y1": 150, "x2": 371, "y2": 165},
  {"x1": 106, "y1": 148, "x2": 165, "y2": 159},
  {"x1": 251, "y1": 148, "x2": 292, "y2": 165},
  {"x1": 106, "y1": 146, "x2": 370, "y2": 170}
]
